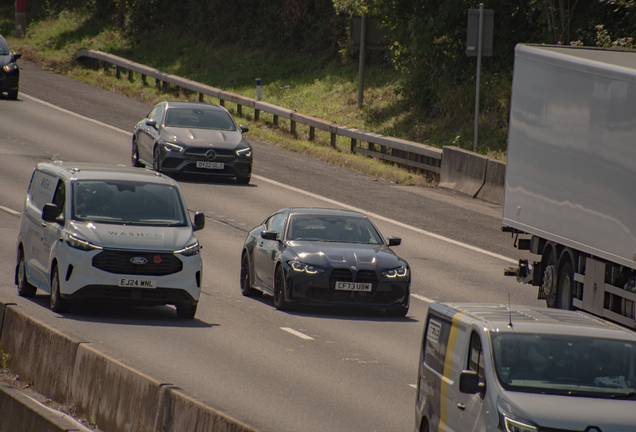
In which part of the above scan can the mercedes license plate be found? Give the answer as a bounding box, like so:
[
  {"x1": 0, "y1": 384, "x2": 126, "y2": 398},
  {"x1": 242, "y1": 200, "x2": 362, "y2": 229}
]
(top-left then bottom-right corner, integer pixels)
[
  {"x1": 196, "y1": 161, "x2": 224, "y2": 169},
  {"x1": 335, "y1": 281, "x2": 372, "y2": 292},
  {"x1": 118, "y1": 278, "x2": 156, "y2": 288}
]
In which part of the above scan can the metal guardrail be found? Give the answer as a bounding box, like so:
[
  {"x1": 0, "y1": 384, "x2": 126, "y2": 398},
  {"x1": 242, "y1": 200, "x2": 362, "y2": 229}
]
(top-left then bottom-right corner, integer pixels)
[{"x1": 75, "y1": 49, "x2": 442, "y2": 175}]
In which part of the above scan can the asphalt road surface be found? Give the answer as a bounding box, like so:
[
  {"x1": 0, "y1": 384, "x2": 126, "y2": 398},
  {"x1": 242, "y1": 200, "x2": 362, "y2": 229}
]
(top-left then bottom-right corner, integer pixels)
[{"x1": 0, "y1": 60, "x2": 541, "y2": 432}]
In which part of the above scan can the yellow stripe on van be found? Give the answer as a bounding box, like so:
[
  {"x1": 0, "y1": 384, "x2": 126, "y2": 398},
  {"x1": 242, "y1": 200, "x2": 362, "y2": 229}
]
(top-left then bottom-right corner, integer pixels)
[{"x1": 438, "y1": 312, "x2": 464, "y2": 432}]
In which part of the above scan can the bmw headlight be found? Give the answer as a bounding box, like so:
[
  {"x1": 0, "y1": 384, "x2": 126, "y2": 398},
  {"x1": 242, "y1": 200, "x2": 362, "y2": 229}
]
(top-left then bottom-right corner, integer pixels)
[
  {"x1": 175, "y1": 241, "x2": 200, "y2": 256},
  {"x1": 382, "y1": 266, "x2": 408, "y2": 278},
  {"x1": 66, "y1": 234, "x2": 103, "y2": 251},
  {"x1": 499, "y1": 411, "x2": 537, "y2": 432},
  {"x1": 236, "y1": 147, "x2": 252, "y2": 158},
  {"x1": 2, "y1": 63, "x2": 17, "y2": 73},
  {"x1": 163, "y1": 142, "x2": 183, "y2": 152},
  {"x1": 288, "y1": 260, "x2": 325, "y2": 275}
]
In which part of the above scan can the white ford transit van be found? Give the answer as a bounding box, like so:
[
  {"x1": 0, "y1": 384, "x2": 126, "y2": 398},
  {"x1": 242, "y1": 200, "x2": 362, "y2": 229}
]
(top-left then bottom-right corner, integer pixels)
[
  {"x1": 15, "y1": 162, "x2": 205, "y2": 318},
  {"x1": 415, "y1": 303, "x2": 636, "y2": 432}
]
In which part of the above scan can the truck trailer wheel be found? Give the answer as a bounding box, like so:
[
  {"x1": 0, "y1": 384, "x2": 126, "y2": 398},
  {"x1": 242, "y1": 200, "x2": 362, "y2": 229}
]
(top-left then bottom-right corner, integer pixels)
[
  {"x1": 557, "y1": 261, "x2": 575, "y2": 310},
  {"x1": 542, "y1": 243, "x2": 559, "y2": 308}
]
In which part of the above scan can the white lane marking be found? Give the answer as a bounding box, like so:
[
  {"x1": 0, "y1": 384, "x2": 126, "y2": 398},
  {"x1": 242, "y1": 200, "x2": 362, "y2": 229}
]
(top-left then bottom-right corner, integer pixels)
[
  {"x1": 0, "y1": 206, "x2": 21, "y2": 217},
  {"x1": 253, "y1": 174, "x2": 517, "y2": 264},
  {"x1": 409, "y1": 384, "x2": 417, "y2": 389},
  {"x1": 411, "y1": 293, "x2": 434, "y2": 304},
  {"x1": 21, "y1": 93, "x2": 132, "y2": 136},
  {"x1": 21, "y1": 92, "x2": 516, "y2": 265},
  {"x1": 281, "y1": 327, "x2": 314, "y2": 340}
]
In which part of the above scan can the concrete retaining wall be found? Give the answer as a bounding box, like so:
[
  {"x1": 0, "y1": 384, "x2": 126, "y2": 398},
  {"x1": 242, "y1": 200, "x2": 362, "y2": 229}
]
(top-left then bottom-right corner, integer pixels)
[
  {"x1": 0, "y1": 296, "x2": 268, "y2": 432},
  {"x1": 439, "y1": 146, "x2": 506, "y2": 205}
]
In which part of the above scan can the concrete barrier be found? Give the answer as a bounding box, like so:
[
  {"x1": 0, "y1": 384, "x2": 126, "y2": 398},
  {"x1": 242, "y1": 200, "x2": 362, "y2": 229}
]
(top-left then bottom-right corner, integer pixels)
[
  {"x1": 70, "y1": 343, "x2": 166, "y2": 432},
  {"x1": 0, "y1": 305, "x2": 88, "y2": 404},
  {"x1": 0, "y1": 382, "x2": 79, "y2": 432},
  {"x1": 439, "y1": 146, "x2": 488, "y2": 197},
  {"x1": 154, "y1": 387, "x2": 267, "y2": 432},
  {"x1": 476, "y1": 158, "x2": 506, "y2": 205}
]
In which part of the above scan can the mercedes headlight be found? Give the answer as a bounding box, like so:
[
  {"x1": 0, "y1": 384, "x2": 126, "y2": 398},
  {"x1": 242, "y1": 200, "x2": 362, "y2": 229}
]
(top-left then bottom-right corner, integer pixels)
[
  {"x1": 382, "y1": 266, "x2": 408, "y2": 278},
  {"x1": 2, "y1": 63, "x2": 17, "y2": 73},
  {"x1": 66, "y1": 234, "x2": 103, "y2": 251},
  {"x1": 175, "y1": 241, "x2": 200, "y2": 256},
  {"x1": 163, "y1": 142, "x2": 183, "y2": 152},
  {"x1": 288, "y1": 260, "x2": 325, "y2": 274},
  {"x1": 236, "y1": 147, "x2": 252, "y2": 158}
]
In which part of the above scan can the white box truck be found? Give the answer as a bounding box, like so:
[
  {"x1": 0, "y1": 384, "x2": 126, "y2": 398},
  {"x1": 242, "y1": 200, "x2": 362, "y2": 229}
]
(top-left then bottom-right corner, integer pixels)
[{"x1": 503, "y1": 44, "x2": 636, "y2": 329}]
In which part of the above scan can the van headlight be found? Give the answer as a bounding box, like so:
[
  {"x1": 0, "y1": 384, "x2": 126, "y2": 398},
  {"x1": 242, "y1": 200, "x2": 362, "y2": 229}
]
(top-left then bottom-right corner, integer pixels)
[
  {"x1": 382, "y1": 266, "x2": 408, "y2": 278},
  {"x1": 2, "y1": 63, "x2": 17, "y2": 73},
  {"x1": 66, "y1": 234, "x2": 103, "y2": 251},
  {"x1": 500, "y1": 413, "x2": 537, "y2": 432},
  {"x1": 175, "y1": 241, "x2": 200, "y2": 256}
]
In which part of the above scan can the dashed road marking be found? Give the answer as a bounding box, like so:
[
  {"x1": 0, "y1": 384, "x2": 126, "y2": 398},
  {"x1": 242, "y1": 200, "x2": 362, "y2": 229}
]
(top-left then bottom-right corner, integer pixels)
[{"x1": 281, "y1": 327, "x2": 314, "y2": 340}]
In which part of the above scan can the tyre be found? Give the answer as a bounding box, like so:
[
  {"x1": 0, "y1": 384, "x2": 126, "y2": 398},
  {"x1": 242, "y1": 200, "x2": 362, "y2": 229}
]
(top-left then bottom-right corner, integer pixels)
[
  {"x1": 273, "y1": 265, "x2": 292, "y2": 311},
  {"x1": 131, "y1": 137, "x2": 144, "y2": 168},
  {"x1": 153, "y1": 145, "x2": 162, "y2": 172},
  {"x1": 557, "y1": 261, "x2": 575, "y2": 310},
  {"x1": 236, "y1": 176, "x2": 251, "y2": 185},
  {"x1": 240, "y1": 253, "x2": 262, "y2": 297},
  {"x1": 16, "y1": 251, "x2": 37, "y2": 297},
  {"x1": 176, "y1": 303, "x2": 197, "y2": 319},
  {"x1": 50, "y1": 266, "x2": 70, "y2": 313},
  {"x1": 542, "y1": 244, "x2": 558, "y2": 308},
  {"x1": 7, "y1": 90, "x2": 18, "y2": 100}
]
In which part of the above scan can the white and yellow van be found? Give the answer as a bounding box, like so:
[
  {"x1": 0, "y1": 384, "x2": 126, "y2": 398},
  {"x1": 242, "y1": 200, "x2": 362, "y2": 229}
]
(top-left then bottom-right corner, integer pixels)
[{"x1": 415, "y1": 303, "x2": 636, "y2": 432}]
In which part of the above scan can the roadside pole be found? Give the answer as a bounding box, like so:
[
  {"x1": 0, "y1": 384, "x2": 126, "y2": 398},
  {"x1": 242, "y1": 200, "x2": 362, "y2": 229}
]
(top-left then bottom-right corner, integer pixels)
[
  {"x1": 473, "y1": 4, "x2": 484, "y2": 153},
  {"x1": 16, "y1": 0, "x2": 26, "y2": 38},
  {"x1": 357, "y1": 15, "x2": 366, "y2": 108}
]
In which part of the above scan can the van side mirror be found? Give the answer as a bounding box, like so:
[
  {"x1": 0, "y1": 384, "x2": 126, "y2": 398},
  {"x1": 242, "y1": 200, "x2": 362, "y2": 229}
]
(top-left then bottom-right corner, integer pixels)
[
  {"x1": 387, "y1": 236, "x2": 401, "y2": 246},
  {"x1": 146, "y1": 119, "x2": 157, "y2": 129},
  {"x1": 193, "y1": 212, "x2": 205, "y2": 231},
  {"x1": 459, "y1": 370, "x2": 485, "y2": 394},
  {"x1": 42, "y1": 203, "x2": 64, "y2": 225},
  {"x1": 240, "y1": 125, "x2": 249, "y2": 134},
  {"x1": 261, "y1": 230, "x2": 279, "y2": 241},
  {"x1": 13, "y1": 53, "x2": 21, "y2": 61}
]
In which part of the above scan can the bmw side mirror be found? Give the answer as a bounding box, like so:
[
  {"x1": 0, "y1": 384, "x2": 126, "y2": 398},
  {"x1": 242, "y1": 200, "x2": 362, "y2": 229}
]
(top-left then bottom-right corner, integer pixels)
[
  {"x1": 459, "y1": 370, "x2": 485, "y2": 394},
  {"x1": 387, "y1": 236, "x2": 401, "y2": 246},
  {"x1": 193, "y1": 212, "x2": 205, "y2": 231},
  {"x1": 146, "y1": 119, "x2": 157, "y2": 129},
  {"x1": 13, "y1": 53, "x2": 21, "y2": 61},
  {"x1": 240, "y1": 125, "x2": 249, "y2": 134},
  {"x1": 261, "y1": 230, "x2": 279, "y2": 241},
  {"x1": 42, "y1": 203, "x2": 64, "y2": 225}
]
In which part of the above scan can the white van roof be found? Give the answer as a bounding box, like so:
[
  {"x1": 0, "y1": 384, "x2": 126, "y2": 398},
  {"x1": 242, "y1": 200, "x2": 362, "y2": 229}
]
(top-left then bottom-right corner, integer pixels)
[
  {"x1": 36, "y1": 162, "x2": 177, "y2": 185},
  {"x1": 431, "y1": 302, "x2": 636, "y2": 340}
]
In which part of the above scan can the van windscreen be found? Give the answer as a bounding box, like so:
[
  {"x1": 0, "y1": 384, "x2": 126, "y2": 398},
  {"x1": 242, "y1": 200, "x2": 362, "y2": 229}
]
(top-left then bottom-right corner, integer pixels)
[
  {"x1": 72, "y1": 180, "x2": 187, "y2": 226},
  {"x1": 491, "y1": 333, "x2": 636, "y2": 399}
]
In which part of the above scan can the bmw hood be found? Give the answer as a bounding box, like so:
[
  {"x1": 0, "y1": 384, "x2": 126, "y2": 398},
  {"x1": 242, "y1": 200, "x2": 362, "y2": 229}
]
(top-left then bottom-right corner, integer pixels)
[
  {"x1": 499, "y1": 391, "x2": 636, "y2": 431},
  {"x1": 69, "y1": 222, "x2": 196, "y2": 251},
  {"x1": 286, "y1": 242, "x2": 406, "y2": 270},
  {"x1": 163, "y1": 127, "x2": 244, "y2": 149}
]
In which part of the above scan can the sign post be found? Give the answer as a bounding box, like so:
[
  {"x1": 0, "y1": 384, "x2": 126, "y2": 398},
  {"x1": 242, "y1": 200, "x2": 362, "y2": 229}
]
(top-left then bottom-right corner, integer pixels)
[
  {"x1": 466, "y1": 5, "x2": 494, "y2": 152},
  {"x1": 16, "y1": 0, "x2": 26, "y2": 38}
]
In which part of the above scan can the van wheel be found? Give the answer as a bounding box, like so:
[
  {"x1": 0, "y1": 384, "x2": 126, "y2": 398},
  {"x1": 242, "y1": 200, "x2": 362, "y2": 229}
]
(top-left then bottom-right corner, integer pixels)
[
  {"x1": 17, "y1": 251, "x2": 37, "y2": 297},
  {"x1": 50, "y1": 266, "x2": 70, "y2": 313},
  {"x1": 176, "y1": 304, "x2": 197, "y2": 319},
  {"x1": 419, "y1": 419, "x2": 430, "y2": 432},
  {"x1": 273, "y1": 265, "x2": 292, "y2": 311},
  {"x1": 542, "y1": 244, "x2": 558, "y2": 308},
  {"x1": 240, "y1": 253, "x2": 262, "y2": 297}
]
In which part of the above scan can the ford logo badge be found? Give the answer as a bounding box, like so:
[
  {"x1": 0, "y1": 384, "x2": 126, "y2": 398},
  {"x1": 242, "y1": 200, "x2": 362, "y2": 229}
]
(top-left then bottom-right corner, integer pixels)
[
  {"x1": 130, "y1": 257, "x2": 148, "y2": 265},
  {"x1": 205, "y1": 149, "x2": 217, "y2": 160}
]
